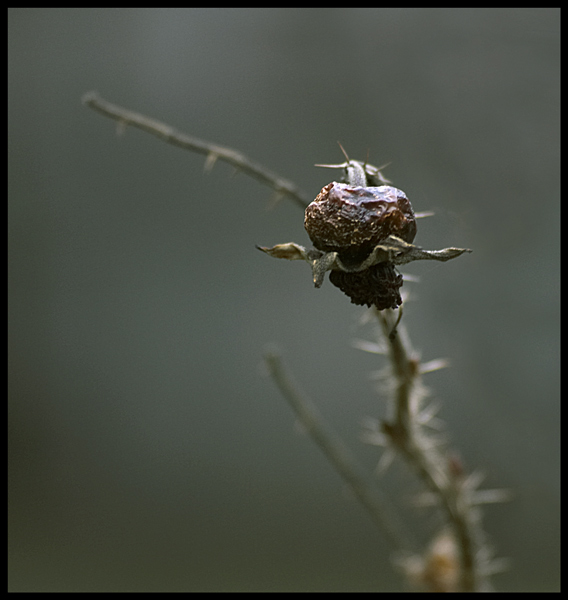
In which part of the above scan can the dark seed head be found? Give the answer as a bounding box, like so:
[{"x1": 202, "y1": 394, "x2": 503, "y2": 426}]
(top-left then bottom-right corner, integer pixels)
[{"x1": 329, "y1": 263, "x2": 403, "y2": 310}]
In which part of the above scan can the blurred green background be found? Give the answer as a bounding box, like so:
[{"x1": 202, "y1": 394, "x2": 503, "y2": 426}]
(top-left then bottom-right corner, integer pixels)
[{"x1": 9, "y1": 8, "x2": 559, "y2": 592}]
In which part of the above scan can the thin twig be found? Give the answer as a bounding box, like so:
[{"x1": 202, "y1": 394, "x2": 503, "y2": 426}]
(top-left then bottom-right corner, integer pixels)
[
  {"x1": 264, "y1": 347, "x2": 413, "y2": 553},
  {"x1": 82, "y1": 91, "x2": 312, "y2": 209}
]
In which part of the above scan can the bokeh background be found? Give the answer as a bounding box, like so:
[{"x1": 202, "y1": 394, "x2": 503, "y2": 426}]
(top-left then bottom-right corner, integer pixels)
[{"x1": 9, "y1": 8, "x2": 559, "y2": 592}]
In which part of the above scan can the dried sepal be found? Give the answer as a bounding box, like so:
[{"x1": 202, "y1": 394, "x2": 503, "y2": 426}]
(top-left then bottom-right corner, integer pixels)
[
  {"x1": 256, "y1": 242, "x2": 310, "y2": 262},
  {"x1": 257, "y1": 236, "x2": 471, "y2": 294}
]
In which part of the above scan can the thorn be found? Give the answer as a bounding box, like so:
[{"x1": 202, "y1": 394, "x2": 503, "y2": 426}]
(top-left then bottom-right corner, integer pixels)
[
  {"x1": 401, "y1": 273, "x2": 420, "y2": 283},
  {"x1": 420, "y1": 358, "x2": 450, "y2": 374},
  {"x1": 266, "y1": 191, "x2": 285, "y2": 210},
  {"x1": 203, "y1": 152, "x2": 218, "y2": 173},
  {"x1": 314, "y1": 163, "x2": 346, "y2": 169},
  {"x1": 376, "y1": 448, "x2": 395, "y2": 474},
  {"x1": 337, "y1": 141, "x2": 350, "y2": 162},
  {"x1": 470, "y1": 488, "x2": 513, "y2": 505},
  {"x1": 81, "y1": 90, "x2": 98, "y2": 105},
  {"x1": 351, "y1": 339, "x2": 386, "y2": 354},
  {"x1": 115, "y1": 119, "x2": 127, "y2": 137}
]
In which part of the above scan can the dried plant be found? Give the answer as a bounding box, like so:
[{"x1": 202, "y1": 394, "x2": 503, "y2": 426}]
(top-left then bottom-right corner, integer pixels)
[{"x1": 83, "y1": 92, "x2": 508, "y2": 592}]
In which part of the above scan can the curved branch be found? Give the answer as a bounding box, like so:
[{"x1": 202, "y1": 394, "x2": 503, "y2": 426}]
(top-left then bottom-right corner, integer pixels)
[{"x1": 82, "y1": 91, "x2": 312, "y2": 209}]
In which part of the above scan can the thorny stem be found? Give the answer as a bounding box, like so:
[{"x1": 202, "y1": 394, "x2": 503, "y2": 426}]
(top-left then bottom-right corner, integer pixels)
[
  {"x1": 82, "y1": 91, "x2": 312, "y2": 209},
  {"x1": 264, "y1": 348, "x2": 412, "y2": 553},
  {"x1": 377, "y1": 308, "x2": 482, "y2": 592}
]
